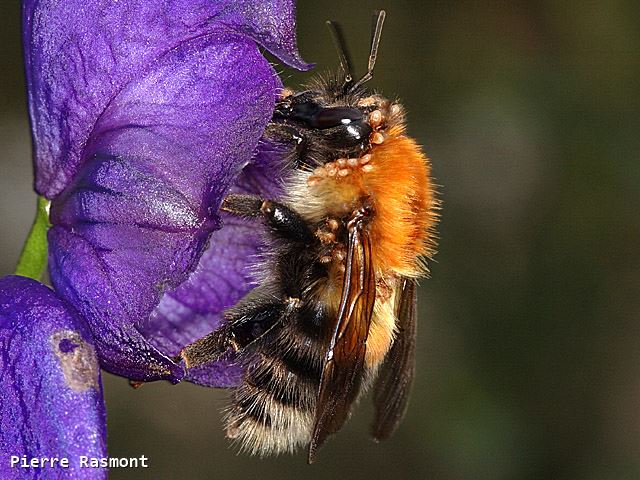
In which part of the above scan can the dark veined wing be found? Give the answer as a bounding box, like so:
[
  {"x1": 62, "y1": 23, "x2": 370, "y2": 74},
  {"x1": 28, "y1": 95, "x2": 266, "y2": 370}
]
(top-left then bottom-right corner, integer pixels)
[
  {"x1": 371, "y1": 277, "x2": 417, "y2": 440},
  {"x1": 308, "y1": 214, "x2": 376, "y2": 463}
]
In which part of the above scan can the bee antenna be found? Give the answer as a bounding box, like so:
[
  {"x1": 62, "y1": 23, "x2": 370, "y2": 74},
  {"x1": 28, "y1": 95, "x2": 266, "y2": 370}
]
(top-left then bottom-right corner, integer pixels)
[
  {"x1": 326, "y1": 20, "x2": 354, "y2": 88},
  {"x1": 351, "y1": 10, "x2": 386, "y2": 91}
]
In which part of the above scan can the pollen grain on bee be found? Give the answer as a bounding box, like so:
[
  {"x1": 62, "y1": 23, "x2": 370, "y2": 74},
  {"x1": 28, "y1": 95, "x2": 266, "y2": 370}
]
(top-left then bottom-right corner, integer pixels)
[
  {"x1": 370, "y1": 132, "x2": 385, "y2": 144},
  {"x1": 357, "y1": 96, "x2": 377, "y2": 107},
  {"x1": 369, "y1": 109, "x2": 383, "y2": 128},
  {"x1": 359, "y1": 154, "x2": 372, "y2": 165},
  {"x1": 285, "y1": 297, "x2": 302, "y2": 308},
  {"x1": 326, "y1": 218, "x2": 340, "y2": 231}
]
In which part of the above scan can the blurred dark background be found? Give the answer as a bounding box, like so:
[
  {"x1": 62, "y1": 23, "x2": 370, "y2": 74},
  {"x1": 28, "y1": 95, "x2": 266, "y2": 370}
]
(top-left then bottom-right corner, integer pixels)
[{"x1": 2, "y1": 1, "x2": 640, "y2": 479}]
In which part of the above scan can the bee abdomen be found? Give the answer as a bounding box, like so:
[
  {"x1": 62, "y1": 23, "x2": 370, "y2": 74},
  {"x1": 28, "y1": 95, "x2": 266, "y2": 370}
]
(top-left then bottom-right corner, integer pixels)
[
  {"x1": 247, "y1": 358, "x2": 316, "y2": 411},
  {"x1": 225, "y1": 330, "x2": 324, "y2": 456}
]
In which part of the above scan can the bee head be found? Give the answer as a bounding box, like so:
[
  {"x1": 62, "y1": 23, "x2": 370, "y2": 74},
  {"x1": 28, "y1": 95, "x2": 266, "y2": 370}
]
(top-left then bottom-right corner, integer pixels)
[
  {"x1": 270, "y1": 11, "x2": 388, "y2": 160},
  {"x1": 273, "y1": 91, "x2": 373, "y2": 154}
]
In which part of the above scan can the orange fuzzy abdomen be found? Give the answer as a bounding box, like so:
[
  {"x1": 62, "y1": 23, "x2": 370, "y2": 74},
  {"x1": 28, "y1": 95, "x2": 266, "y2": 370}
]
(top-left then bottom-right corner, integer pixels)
[{"x1": 364, "y1": 134, "x2": 437, "y2": 277}]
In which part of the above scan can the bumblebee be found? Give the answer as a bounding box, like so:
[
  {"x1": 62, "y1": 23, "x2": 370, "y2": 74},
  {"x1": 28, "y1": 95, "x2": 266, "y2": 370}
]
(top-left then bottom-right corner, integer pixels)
[{"x1": 180, "y1": 11, "x2": 438, "y2": 463}]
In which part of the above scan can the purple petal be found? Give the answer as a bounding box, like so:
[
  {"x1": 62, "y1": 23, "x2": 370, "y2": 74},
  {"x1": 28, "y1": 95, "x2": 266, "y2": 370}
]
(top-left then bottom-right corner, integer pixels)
[
  {"x1": 0, "y1": 276, "x2": 107, "y2": 479},
  {"x1": 48, "y1": 28, "x2": 281, "y2": 382},
  {"x1": 141, "y1": 141, "x2": 289, "y2": 387},
  {"x1": 218, "y1": 1, "x2": 312, "y2": 71},
  {"x1": 23, "y1": 0, "x2": 310, "y2": 198}
]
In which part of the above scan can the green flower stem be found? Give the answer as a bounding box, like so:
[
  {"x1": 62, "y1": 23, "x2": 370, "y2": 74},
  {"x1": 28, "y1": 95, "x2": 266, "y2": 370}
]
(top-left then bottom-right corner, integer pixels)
[{"x1": 15, "y1": 196, "x2": 52, "y2": 280}]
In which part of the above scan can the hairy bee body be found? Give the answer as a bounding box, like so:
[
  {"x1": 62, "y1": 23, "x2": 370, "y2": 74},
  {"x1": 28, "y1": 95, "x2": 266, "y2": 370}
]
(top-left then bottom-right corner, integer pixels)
[
  {"x1": 182, "y1": 12, "x2": 439, "y2": 461},
  {"x1": 222, "y1": 84, "x2": 437, "y2": 455}
]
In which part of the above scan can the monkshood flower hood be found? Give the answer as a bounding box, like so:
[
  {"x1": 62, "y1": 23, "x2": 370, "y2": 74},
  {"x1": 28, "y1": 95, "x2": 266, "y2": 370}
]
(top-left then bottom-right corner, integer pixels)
[{"x1": 1, "y1": 0, "x2": 309, "y2": 476}]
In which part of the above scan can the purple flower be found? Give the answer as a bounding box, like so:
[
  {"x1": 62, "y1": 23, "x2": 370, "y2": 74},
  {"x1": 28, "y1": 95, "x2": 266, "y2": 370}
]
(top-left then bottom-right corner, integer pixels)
[
  {"x1": 0, "y1": 276, "x2": 107, "y2": 478},
  {"x1": 26, "y1": 0, "x2": 309, "y2": 383},
  {"x1": 2, "y1": 0, "x2": 309, "y2": 473}
]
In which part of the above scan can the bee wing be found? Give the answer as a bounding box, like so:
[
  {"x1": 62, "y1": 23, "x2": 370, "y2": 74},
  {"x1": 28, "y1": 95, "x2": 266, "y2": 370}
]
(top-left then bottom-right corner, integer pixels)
[
  {"x1": 308, "y1": 220, "x2": 376, "y2": 463},
  {"x1": 371, "y1": 277, "x2": 417, "y2": 440}
]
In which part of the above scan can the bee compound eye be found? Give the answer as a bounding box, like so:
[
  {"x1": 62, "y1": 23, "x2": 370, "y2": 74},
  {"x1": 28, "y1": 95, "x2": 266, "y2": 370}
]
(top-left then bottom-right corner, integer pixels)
[{"x1": 311, "y1": 107, "x2": 364, "y2": 129}]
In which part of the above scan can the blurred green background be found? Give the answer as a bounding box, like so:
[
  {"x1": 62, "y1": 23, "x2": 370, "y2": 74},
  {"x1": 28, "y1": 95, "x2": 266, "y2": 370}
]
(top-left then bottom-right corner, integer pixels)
[{"x1": 2, "y1": 1, "x2": 640, "y2": 479}]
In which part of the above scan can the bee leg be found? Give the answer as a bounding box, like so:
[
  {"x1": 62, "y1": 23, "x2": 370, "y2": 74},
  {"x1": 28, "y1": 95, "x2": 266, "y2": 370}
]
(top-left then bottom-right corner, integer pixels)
[
  {"x1": 262, "y1": 123, "x2": 311, "y2": 168},
  {"x1": 179, "y1": 299, "x2": 288, "y2": 369},
  {"x1": 262, "y1": 123, "x2": 306, "y2": 150},
  {"x1": 222, "y1": 194, "x2": 314, "y2": 243}
]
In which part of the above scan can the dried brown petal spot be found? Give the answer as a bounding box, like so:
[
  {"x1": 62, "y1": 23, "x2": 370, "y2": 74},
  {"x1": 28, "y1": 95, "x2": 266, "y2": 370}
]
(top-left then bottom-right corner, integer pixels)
[{"x1": 51, "y1": 330, "x2": 100, "y2": 393}]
